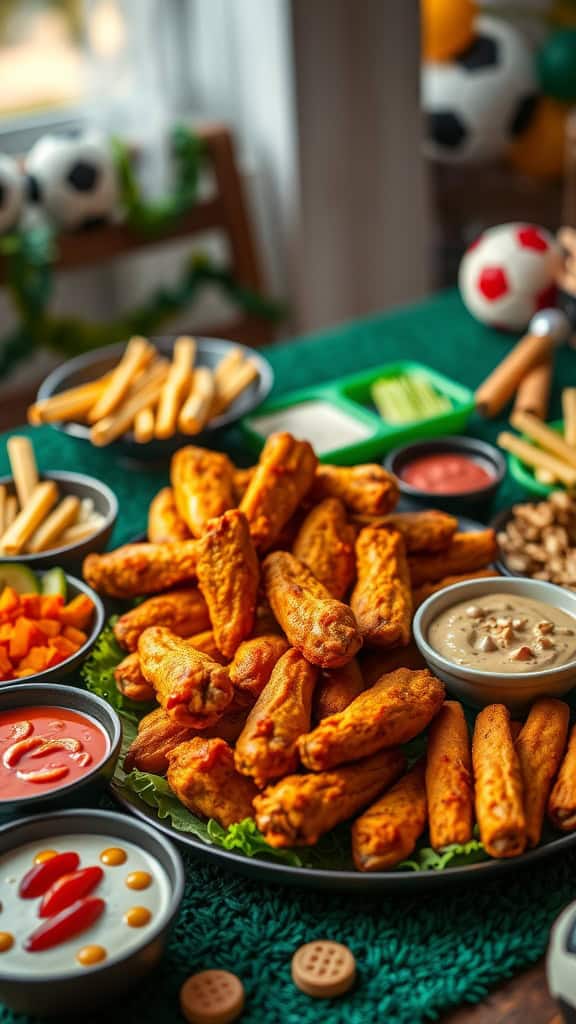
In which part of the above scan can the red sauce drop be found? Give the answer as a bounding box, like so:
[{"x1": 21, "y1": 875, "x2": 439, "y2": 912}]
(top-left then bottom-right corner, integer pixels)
[{"x1": 400, "y1": 453, "x2": 494, "y2": 495}]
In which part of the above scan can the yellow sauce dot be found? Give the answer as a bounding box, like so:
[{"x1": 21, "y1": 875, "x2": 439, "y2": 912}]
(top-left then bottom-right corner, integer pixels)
[
  {"x1": 100, "y1": 847, "x2": 127, "y2": 866},
  {"x1": 125, "y1": 871, "x2": 152, "y2": 891},
  {"x1": 0, "y1": 933, "x2": 14, "y2": 953},
  {"x1": 34, "y1": 849, "x2": 58, "y2": 865},
  {"x1": 124, "y1": 906, "x2": 151, "y2": 928},
  {"x1": 76, "y1": 945, "x2": 107, "y2": 966}
]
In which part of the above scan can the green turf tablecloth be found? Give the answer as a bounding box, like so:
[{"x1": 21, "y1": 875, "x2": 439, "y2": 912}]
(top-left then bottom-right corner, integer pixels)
[{"x1": 2, "y1": 289, "x2": 576, "y2": 1024}]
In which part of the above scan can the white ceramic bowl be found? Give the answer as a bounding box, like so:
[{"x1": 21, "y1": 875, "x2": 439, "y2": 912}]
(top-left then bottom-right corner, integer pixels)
[{"x1": 413, "y1": 576, "x2": 576, "y2": 711}]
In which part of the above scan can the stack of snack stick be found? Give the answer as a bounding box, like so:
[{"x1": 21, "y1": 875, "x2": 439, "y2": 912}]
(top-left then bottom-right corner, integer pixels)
[
  {"x1": 28, "y1": 337, "x2": 261, "y2": 447},
  {"x1": 498, "y1": 402, "x2": 576, "y2": 488},
  {"x1": 0, "y1": 437, "x2": 104, "y2": 555}
]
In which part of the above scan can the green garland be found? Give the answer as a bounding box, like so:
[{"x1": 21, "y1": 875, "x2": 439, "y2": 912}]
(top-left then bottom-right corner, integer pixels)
[{"x1": 0, "y1": 125, "x2": 284, "y2": 377}]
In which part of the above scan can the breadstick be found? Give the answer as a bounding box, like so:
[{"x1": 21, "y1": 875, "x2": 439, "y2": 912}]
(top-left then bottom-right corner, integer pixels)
[
  {"x1": 214, "y1": 347, "x2": 244, "y2": 390},
  {"x1": 497, "y1": 432, "x2": 576, "y2": 487},
  {"x1": 513, "y1": 360, "x2": 552, "y2": 420},
  {"x1": 134, "y1": 407, "x2": 155, "y2": 444},
  {"x1": 563, "y1": 388, "x2": 576, "y2": 448},
  {"x1": 28, "y1": 376, "x2": 110, "y2": 425},
  {"x1": 0, "y1": 485, "x2": 5, "y2": 535},
  {"x1": 510, "y1": 411, "x2": 576, "y2": 470},
  {"x1": 90, "y1": 360, "x2": 169, "y2": 447},
  {"x1": 88, "y1": 337, "x2": 154, "y2": 423},
  {"x1": 535, "y1": 467, "x2": 557, "y2": 486},
  {"x1": 4, "y1": 495, "x2": 17, "y2": 529},
  {"x1": 26, "y1": 495, "x2": 81, "y2": 553},
  {"x1": 0, "y1": 481, "x2": 58, "y2": 554},
  {"x1": 155, "y1": 336, "x2": 196, "y2": 439},
  {"x1": 211, "y1": 359, "x2": 260, "y2": 417},
  {"x1": 475, "y1": 332, "x2": 555, "y2": 418},
  {"x1": 59, "y1": 520, "x2": 101, "y2": 544},
  {"x1": 179, "y1": 367, "x2": 215, "y2": 434},
  {"x1": 7, "y1": 436, "x2": 39, "y2": 507}
]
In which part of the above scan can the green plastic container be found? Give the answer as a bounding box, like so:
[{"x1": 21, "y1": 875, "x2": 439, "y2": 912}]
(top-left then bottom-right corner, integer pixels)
[
  {"x1": 241, "y1": 360, "x2": 475, "y2": 465},
  {"x1": 508, "y1": 419, "x2": 564, "y2": 497}
]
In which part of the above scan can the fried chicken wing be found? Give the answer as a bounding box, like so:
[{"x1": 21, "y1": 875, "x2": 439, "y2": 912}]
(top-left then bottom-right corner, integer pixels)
[
  {"x1": 83, "y1": 541, "x2": 199, "y2": 599},
  {"x1": 408, "y1": 530, "x2": 497, "y2": 587},
  {"x1": 426, "y1": 701, "x2": 473, "y2": 850},
  {"x1": 234, "y1": 648, "x2": 318, "y2": 787},
  {"x1": 412, "y1": 570, "x2": 500, "y2": 610},
  {"x1": 351, "y1": 527, "x2": 412, "y2": 648},
  {"x1": 255, "y1": 749, "x2": 405, "y2": 848},
  {"x1": 138, "y1": 626, "x2": 233, "y2": 728},
  {"x1": 229, "y1": 634, "x2": 290, "y2": 707},
  {"x1": 378, "y1": 510, "x2": 458, "y2": 553},
  {"x1": 196, "y1": 509, "x2": 259, "y2": 658},
  {"x1": 186, "y1": 629, "x2": 228, "y2": 664},
  {"x1": 148, "y1": 487, "x2": 191, "y2": 543},
  {"x1": 114, "y1": 652, "x2": 156, "y2": 703},
  {"x1": 292, "y1": 498, "x2": 356, "y2": 599},
  {"x1": 171, "y1": 446, "x2": 235, "y2": 538},
  {"x1": 310, "y1": 464, "x2": 399, "y2": 516},
  {"x1": 114, "y1": 588, "x2": 210, "y2": 651},
  {"x1": 298, "y1": 667, "x2": 444, "y2": 771},
  {"x1": 240, "y1": 432, "x2": 317, "y2": 551},
  {"x1": 263, "y1": 551, "x2": 361, "y2": 668},
  {"x1": 352, "y1": 760, "x2": 427, "y2": 871},
  {"x1": 124, "y1": 707, "x2": 196, "y2": 774},
  {"x1": 167, "y1": 737, "x2": 258, "y2": 827},
  {"x1": 313, "y1": 658, "x2": 364, "y2": 723}
]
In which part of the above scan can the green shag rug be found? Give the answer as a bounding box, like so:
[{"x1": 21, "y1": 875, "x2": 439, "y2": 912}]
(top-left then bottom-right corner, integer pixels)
[{"x1": 1, "y1": 288, "x2": 576, "y2": 1024}]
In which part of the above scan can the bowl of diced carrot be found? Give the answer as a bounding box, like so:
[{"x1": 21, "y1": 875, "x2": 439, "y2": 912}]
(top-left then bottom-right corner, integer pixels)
[{"x1": 0, "y1": 565, "x2": 105, "y2": 686}]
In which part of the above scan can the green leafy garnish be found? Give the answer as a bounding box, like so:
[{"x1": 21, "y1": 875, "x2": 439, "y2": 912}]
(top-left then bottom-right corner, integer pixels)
[
  {"x1": 122, "y1": 770, "x2": 215, "y2": 842},
  {"x1": 399, "y1": 838, "x2": 487, "y2": 872},
  {"x1": 207, "y1": 819, "x2": 305, "y2": 866}
]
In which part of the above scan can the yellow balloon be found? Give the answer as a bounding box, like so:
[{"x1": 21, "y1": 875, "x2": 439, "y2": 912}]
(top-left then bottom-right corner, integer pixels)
[
  {"x1": 508, "y1": 97, "x2": 569, "y2": 180},
  {"x1": 422, "y1": 0, "x2": 477, "y2": 62}
]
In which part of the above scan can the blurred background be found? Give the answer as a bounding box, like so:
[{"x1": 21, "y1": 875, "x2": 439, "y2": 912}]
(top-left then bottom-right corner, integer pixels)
[{"x1": 0, "y1": 0, "x2": 574, "y2": 405}]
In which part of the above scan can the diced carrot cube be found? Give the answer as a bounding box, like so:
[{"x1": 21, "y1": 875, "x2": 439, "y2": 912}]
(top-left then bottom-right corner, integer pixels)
[
  {"x1": 0, "y1": 623, "x2": 13, "y2": 643},
  {"x1": 50, "y1": 636, "x2": 79, "y2": 658},
  {"x1": 36, "y1": 618, "x2": 61, "y2": 638},
  {"x1": 0, "y1": 647, "x2": 12, "y2": 678},
  {"x1": 20, "y1": 594, "x2": 43, "y2": 618},
  {"x1": 0, "y1": 587, "x2": 20, "y2": 617},
  {"x1": 45, "y1": 646, "x2": 68, "y2": 667},
  {"x1": 9, "y1": 618, "x2": 45, "y2": 661},
  {"x1": 63, "y1": 626, "x2": 88, "y2": 647},
  {"x1": 14, "y1": 668, "x2": 36, "y2": 678},
  {"x1": 58, "y1": 594, "x2": 94, "y2": 630},
  {"x1": 19, "y1": 646, "x2": 51, "y2": 672},
  {"x1": 40, "y1": 595, "x2": 65, "y2": 619}
]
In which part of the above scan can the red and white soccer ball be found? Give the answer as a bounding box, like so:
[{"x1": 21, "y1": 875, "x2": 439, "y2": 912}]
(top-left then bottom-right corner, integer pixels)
[{"x1": 458, "y1": 222, "x2": 562, "y2": 331}]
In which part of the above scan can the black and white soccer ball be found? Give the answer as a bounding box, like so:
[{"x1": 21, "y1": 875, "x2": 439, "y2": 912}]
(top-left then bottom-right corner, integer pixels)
[
  {"x1": 0, "y1": 155, "x2": 25, "y2": 234},
  {"x1": 25, "y1": 133, "x2": 119, "y2": 230},
  {"x1": 422, "y1": 15, "x2": 538, "y2": 163}
]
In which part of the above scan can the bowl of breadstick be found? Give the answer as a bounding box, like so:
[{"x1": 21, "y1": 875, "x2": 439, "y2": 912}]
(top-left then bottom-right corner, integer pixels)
[
  {"x1": 0, "y1": 436, "x2": 117, "y2": 568},
  {"x1": 32, "y1": 335, "x2": 274, "y2": 460}
]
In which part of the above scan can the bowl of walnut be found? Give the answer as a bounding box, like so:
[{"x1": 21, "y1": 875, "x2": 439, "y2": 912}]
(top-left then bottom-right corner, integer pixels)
[{"x1": 492, "y1": 491, "x2": 576, "y2": 589}]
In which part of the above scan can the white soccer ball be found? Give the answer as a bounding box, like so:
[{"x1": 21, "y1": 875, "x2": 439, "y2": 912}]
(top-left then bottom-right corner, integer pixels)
[
  {"x1": 25, "y1": 133, "x2": 119, "y2": 231},
  {"x1": 422, "y1": 15, "x2": 538, "y2": 163},
  {"x1": 459, "y1": 222, "x2": 561, "y2": 331},
  {"x1": 0, "y1": 155, "x2": 25, "y2": 234}
]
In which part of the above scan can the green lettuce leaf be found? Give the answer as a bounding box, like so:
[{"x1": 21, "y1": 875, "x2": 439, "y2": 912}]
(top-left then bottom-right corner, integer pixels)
[
  {"x1": 399, "y1": 838, "x2": 487, "y2": 872},
  {"x1": 122, "y1": 769, "x2": 215, "y2": 842}
]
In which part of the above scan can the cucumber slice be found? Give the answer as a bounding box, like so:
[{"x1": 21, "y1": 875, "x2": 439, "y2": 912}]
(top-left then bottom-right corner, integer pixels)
[
  {"x1": 0, "y1": 563, "x2": 40, "y2": 595},
  {"x1": 40, "y1": 567, "x2": 67, "y2": 598}
]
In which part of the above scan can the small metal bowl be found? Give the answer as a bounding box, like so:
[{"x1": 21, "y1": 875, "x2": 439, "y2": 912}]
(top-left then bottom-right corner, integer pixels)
[
  {"x1": 0, "y1": 683, "x2": 122, "y2": 817},
  {"x1": 0, "y1": 808, "x2": 184, "y2": 1016},
  {"x1": 385, "y1": 435, "x2": 506, "y2": 519},
  {"x1": 0, "y1": 471, "x2": 117, "y2": 570},
  {"x1": 37, "y1": 335, "x2": 274, "y2": 461},
  {"x1": 0, "y1": 573, "x2": 105, "y2": 688}
]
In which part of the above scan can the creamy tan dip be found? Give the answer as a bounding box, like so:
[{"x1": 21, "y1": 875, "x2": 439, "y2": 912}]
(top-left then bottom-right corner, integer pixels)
[{"x1": 428, "y1": 593, "x2": 576, "y2": 673}]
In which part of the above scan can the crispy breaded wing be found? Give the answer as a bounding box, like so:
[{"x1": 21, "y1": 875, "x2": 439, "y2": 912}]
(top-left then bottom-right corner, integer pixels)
[
  {"x1": 83, "y1": 541, "x2": 199, "y2": 599},
  {"x1": 298, "y1": 667, "x2": 444, "y2": 771},
  {"x1": 167, "y1": 737, "x2": 258, "y2": 827},
  {"x1": 114, "y1": 588, "x2": 210, "y2": 651},
  {"x1": 240, "y1": 432, "x2": 317, "y2": 551},
  {"x1": 292, "y1": 498, "x2": 356, "y2": 599},
  {"x1": 351, "y1": 527, "x2": 412, "y2": 648},
  {"x1": 517, "y1": 698, "x2": 569, "y2": 847},
  {"x1": 426, "y1": 701, "x2": 473, "y2": 850},
  {"x1": 263, "y1": 551, "x2": 361, "y2": 668},
  {"x1": 548, "y1": 723, "x2": 576, "y2": 832},
  {"x1": 255, "y1": 749, "x2": 405, "y2": 848},
  {"x1": 234, "y1": 648, "x2": 318, "y2": 787},
  {"x1": 379, "y1": 510, "x2": 458, "y2": 553},
  {"x1": 138, "y1": 626, "x2": 233, "y2": 728},
  {"x1": 114, "y1": 652, "x2": 156, "y2": 703},
  {"x1": 124, "y1": 707, "x2": 196, "y2": 775},
  {"x1": 310, "y1": 464, "x2": 399, "y2": 516},
  {"x1": 229, "y1": 634, "x2": 290, "y2": 707},
  {"x1": 313, "y1": 658, "x2": 364, "y2": 723},
  {"x1": 408, "y1": 530, "x2": 497, "y2": 587},
  {"x1": 171, "y1": 446, "x2": 235, "y2": 538},
  {"x1": 196, "y1": 510, "x2": 259, "y2": 659},
  {"x1": 412, "y1": 570, "x2": 500, "y2": 610},
  {"x1": 352, "y1": 760, "x2": 427, "y2": 871},
  {"x1": 186, "y1": 629, "x2": 228, "y2": 664},
  {"x1": 472, "y1": 704, "x2": 526, "y2": 858},
  {"x1": 148, "y1": 486, "x2": 191, "y2": 543}
]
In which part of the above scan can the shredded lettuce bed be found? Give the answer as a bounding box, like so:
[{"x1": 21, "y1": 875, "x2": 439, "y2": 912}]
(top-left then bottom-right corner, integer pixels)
[{"x1": 82, "y1": 622, "x2": 490, "y2": 873}]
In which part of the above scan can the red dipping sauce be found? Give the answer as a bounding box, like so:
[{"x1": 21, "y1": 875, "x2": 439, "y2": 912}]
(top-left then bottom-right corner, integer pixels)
[
  {"x1": 400, "y1": 453, "x2": 494, "y2": 495},
  {"x1": 0, "y1": 707, "x2": 109, "y2": 800}
]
